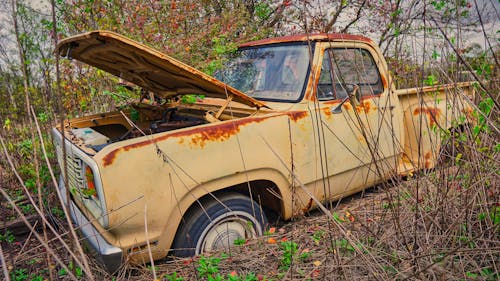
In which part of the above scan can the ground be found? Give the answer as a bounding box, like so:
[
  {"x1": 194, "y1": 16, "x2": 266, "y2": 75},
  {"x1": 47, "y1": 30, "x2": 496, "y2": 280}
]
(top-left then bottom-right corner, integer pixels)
[{"x1": 1, "y1": 164, "x2": 498, "y2": 280}]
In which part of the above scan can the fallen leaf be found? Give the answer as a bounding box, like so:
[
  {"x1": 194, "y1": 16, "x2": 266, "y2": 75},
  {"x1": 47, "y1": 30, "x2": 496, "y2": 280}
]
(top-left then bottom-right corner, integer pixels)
[
  {"x1": 346, "y1": 210, "x2": 355, "y2": 222},
  {"x1": 313, "y1": 260, "x2": 322, "y2": 267},
  {"x1": 267, "y1": 238, "x2": 276, "y2": 244}
]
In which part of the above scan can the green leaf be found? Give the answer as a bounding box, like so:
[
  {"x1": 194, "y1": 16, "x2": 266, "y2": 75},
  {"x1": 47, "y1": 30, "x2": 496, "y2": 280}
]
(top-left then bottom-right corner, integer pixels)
[
  {"x1": 466, "y1": 271, "x2": 478, "y2": 278},
  {"x1": 432, "y1": 50, "x2": 440, "y2": 60},
  {"x1": 255, "y1": 3, "x2": 272, "y2": 20},
  {"x1": 333, "y1": 212, "x2": 344, "y2": 223},
  {"x1": 477, "y1": 213, "x2": 486, "y2": 221},
  {"x1": 491, "y1": 206, "x2": 500, "y2": 225},
  {"x1": 233, "y1": 238, "x2": 246, "y2": 245},
  {"x1": 424, "y1": 75, "x2": 438, "y2": 86},
  {"x1": 130, "y1": 109, "x2": 139, "y2": 121}
]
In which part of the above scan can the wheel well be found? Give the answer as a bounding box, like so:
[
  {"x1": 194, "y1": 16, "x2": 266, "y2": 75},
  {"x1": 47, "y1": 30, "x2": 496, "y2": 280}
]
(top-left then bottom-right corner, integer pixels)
[
  {"x1": 442, "y1": 123, "x2": 469, "y2": 146},
  {"x1": 171, "y1": 180, "x2": 282, "y2": 253},
  {"x1": 441, "y1": 123, "x2": 469, "y2": 149},
  {"x1": 230, "y1": 180, "x2": 283, "y2": 215},
  {"x1": 184, "y1": 180, "x2": 283, "y2": 221}
]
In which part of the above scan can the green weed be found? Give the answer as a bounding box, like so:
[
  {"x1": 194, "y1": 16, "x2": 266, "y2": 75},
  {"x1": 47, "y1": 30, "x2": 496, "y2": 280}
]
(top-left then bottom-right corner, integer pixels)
[
  {"x1": 279, "y1": 241, "x2": 298, "y2": 270},
  {"x1": 10, "y1": 268, "x2": 28, "y2": 281},
  {"x1": 164, "y1": 271, "x2": 184, "y2": 281},
  {"x1": 0, "y1": 230, "x2": 16, "y2": 243}
]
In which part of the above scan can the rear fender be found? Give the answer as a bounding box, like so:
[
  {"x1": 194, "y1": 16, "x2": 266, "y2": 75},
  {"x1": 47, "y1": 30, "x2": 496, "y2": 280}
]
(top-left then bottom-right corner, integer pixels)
[{"x1": 401, "y1": 96, "x2": 473, "y2": 171}]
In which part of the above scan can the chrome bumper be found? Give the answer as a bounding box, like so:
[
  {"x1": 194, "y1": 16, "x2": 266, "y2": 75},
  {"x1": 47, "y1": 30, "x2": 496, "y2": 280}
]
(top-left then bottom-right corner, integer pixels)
[{"x1": 58, "y1": 177, "x2": 123, "y2": 273}]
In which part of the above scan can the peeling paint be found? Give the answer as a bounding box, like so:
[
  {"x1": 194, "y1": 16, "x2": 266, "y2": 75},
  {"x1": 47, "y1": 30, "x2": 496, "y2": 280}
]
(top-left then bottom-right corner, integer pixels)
[
  {"x1": 322, "y1": 107, "x2": 332, "y2": 118},
  {"x1": 424, "y1": 151, "x2": 432, "y2": 169},
  {"x1": 343, "y1": 103, "x2": 352, "y2": 111},
  {"x1": 288, "y1": 111, "x2": 308, "y2": 122},
  {"x1": 187, "y1": 122, "x2": 240, "y2": 148},
  {"x1": 307, "y1": 64, "x2": 322, "y2": 101},
  {"x1": 239, "y1": 33, "x2": 372, "y2": 48},
  {"x1": 102, "y1": 147, "x2": 123, "y2": 167},
  {"x1": 102, "y1": 115, "x2": 274, "y2": 166},
  {"x1": 323, "y1": 100, "x2": 340, "y2": 105},
  {"x1": 381, "y1": 74, "x2": 388, "y2": 89},
  {"x1": 413, "y1": 107, "x2": 441, "y2": 127},
  {"x1": 355, "y1": 101, "x2": 377, "y2": 113},
  {"x1": 302, "y1": 198, "x2": 314, "y2": 212},
  {"x1": 461, "y1": 107, "x2": 475, "y2": 121}
]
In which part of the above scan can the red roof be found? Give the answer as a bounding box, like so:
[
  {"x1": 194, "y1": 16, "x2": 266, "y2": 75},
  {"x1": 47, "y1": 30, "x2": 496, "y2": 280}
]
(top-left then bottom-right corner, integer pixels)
[{"x1": 239, "y1": 33, "x2": 373, "y2": 47}]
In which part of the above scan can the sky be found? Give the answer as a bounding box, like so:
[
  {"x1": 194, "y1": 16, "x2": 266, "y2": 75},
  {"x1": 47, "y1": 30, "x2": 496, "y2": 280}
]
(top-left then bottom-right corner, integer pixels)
[{"x1": 0, "y1": 0, "x2": 498, "y2": 67}]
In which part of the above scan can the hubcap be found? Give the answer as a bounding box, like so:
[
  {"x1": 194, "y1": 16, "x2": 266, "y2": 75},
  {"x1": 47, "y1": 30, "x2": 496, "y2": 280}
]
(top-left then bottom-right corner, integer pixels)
[{"x1": 196, "y1": 211, "x2": 261, "y2": 254}]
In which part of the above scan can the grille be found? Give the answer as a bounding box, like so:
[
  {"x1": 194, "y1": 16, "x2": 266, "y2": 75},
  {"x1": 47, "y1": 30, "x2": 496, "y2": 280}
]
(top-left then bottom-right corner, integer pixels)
[{"x1": 55, "y1": 143, "x2": 85, "y2": 191}]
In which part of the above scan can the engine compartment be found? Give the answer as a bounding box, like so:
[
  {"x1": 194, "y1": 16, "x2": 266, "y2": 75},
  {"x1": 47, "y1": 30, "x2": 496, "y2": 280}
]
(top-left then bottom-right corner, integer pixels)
[{"x1": 63, "y1": 98, "x2": 258, "y2": 155}]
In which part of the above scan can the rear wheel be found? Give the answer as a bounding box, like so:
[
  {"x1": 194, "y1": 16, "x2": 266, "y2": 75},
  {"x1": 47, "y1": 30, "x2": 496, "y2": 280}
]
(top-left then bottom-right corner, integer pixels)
[{"x1": 172, "y1": 192, "x2": 267, "y2": 256}]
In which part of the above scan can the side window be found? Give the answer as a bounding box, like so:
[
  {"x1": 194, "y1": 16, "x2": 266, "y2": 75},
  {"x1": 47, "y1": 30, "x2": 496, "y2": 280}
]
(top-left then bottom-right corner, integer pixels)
[{"x1": 317, "y1": 48, "x2": 383, "y2": 101}]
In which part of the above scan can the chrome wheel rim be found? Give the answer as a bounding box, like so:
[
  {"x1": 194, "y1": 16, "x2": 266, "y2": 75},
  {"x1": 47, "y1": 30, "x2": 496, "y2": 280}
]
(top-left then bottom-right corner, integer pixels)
[{"x1": 195, "y1": 211, "x2": 262, "y2": 254}]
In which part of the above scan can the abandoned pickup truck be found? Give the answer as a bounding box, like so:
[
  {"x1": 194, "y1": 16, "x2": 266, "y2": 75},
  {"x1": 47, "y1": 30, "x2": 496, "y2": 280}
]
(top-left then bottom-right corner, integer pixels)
[{"x1": 52, "y1": 30, "x2": 475, "y2": 272}]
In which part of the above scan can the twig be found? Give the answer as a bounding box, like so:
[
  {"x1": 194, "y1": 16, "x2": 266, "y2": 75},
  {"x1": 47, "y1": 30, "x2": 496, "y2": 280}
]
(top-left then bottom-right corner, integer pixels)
[
  {"x1": 0, "y1": 131, "x2": 93, "y2": 279},
  {"x1": 144, "y1": 205, "x2": 157, "y2": 280},
  {"x1": 0, "y1": 188, "x2": 79, "y2": 281},
  {"x1": 0, "y1": 241, "x2": 10, "y2": 281}
]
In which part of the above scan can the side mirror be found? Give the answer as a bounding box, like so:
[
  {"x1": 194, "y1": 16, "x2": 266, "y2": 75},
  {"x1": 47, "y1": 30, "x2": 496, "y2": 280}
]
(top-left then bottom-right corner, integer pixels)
[
  {"x1": 331, "y1": 84, "x2": 360, "y2": 114},
  {"x1": 345, "y1": 84, "x2": 361, "y2": 106}
]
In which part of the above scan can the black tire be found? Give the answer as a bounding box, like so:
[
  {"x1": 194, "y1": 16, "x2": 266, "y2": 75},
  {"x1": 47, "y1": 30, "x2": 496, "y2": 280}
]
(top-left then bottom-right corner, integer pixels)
[{"x1": 172, "y1": 192, "x2": 268, "y2": 257}]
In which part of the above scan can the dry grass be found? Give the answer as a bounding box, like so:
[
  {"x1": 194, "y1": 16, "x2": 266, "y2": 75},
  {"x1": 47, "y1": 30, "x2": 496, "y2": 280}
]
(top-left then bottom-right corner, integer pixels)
[{"x1": 121, "y1": 164, "x2": 498, "y2": 281}]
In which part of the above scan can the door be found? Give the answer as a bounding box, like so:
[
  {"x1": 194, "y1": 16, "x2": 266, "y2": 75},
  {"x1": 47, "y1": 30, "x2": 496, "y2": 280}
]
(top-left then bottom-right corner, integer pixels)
[{"x1": 310, "y1": 44, "x2": 400, "y2": 201}]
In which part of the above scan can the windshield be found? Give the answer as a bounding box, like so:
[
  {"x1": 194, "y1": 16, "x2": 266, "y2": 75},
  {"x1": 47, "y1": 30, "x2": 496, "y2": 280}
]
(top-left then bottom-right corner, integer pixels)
[{"x1": 215, "y1": 44, "x2": 311, "y2": 102}]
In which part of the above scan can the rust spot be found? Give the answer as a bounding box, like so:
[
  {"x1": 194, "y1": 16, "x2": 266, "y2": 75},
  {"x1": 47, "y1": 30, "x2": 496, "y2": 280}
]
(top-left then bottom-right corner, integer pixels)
[
  {"x1": 355, "y1": 101, "x2": 376, "y2": 113},
  {"x1": 402, "y1": 153, "x2": 412, "y2": 164},
  {"x1": 323, "y1": 100, "x2": 340, "y2": 105},
  {"x1": 102, "y1": 115, "x2": 274, "y2": 166},
  {"x1": 461, "y1": 107, "x2": 473, "y2": 115},
  {"x1": 102, "y1": 148, "x2": 122, "y2": 167},
  {"x1": 322, "y1": 107, "x2": 332, "y2": 117},
  {"x1": 413, "y1": 107, "x2": 441, "y2": 127},
  {"x1": 288, "y1": 111, "x2": 308, "y2": 122},
  {"x1": 306, "y1": 64, "x2": 322, "y2": 101},
  {"x1": 381, "y1": 74, "x2": 388, "y2": 89},
  {"x1": 302, "y1": 198, "x2": 314, "y2": 213},
  {"x1": 461, "y1": 107, "x2": 475, "y2": 121},
  {"x1": 425, "y1": 152, "x2": 432, "y2": 160},
  {"x1": 187, "y1": 122, "x2": 241, "y2": 148},
  {"x1": 424, "y1": 152, "x2": 432, "y2": 169}
]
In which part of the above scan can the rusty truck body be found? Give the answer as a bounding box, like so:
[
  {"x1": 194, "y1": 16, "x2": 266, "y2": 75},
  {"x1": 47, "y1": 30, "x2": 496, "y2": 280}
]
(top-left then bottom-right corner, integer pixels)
[{"x1": 52, "y1": 31, "x2": 475, "y2": 272}]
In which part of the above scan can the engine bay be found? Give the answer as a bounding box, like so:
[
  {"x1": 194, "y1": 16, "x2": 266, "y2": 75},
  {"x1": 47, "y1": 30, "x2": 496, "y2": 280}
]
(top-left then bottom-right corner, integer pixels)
[{"x1": 63, "y1": 97, "x2": 258, "y2": 155}]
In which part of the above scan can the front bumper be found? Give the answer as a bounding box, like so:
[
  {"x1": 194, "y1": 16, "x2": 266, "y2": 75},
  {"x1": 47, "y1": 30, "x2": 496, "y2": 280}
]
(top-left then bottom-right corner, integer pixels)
[{"x1": 58, "y1": 177, "x2": 123, "y2": 273}]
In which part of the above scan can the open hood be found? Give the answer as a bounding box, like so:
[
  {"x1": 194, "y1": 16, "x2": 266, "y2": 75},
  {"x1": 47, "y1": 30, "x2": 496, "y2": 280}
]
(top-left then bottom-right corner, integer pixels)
[{"x1": 56, "y1": 30, "x2": 267, "y2": 109}]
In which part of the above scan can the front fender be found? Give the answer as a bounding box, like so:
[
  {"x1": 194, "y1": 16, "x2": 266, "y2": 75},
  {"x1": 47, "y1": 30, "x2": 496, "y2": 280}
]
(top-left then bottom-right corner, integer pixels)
[{"x1": 150, "y1": 168, "x2": 292, "y2": 260}]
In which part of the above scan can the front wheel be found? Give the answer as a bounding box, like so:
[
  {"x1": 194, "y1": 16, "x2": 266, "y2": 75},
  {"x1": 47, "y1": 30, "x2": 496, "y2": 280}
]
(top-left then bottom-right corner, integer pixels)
[{"x1": 172, "y1": 192, "x2": 268, "y2": 257}]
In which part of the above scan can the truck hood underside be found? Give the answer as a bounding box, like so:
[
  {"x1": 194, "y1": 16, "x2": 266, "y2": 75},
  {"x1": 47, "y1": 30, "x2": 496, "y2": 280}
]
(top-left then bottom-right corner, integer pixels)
[{"x1": 56, "y1": 30, "x2": 267, "y2": 109}]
